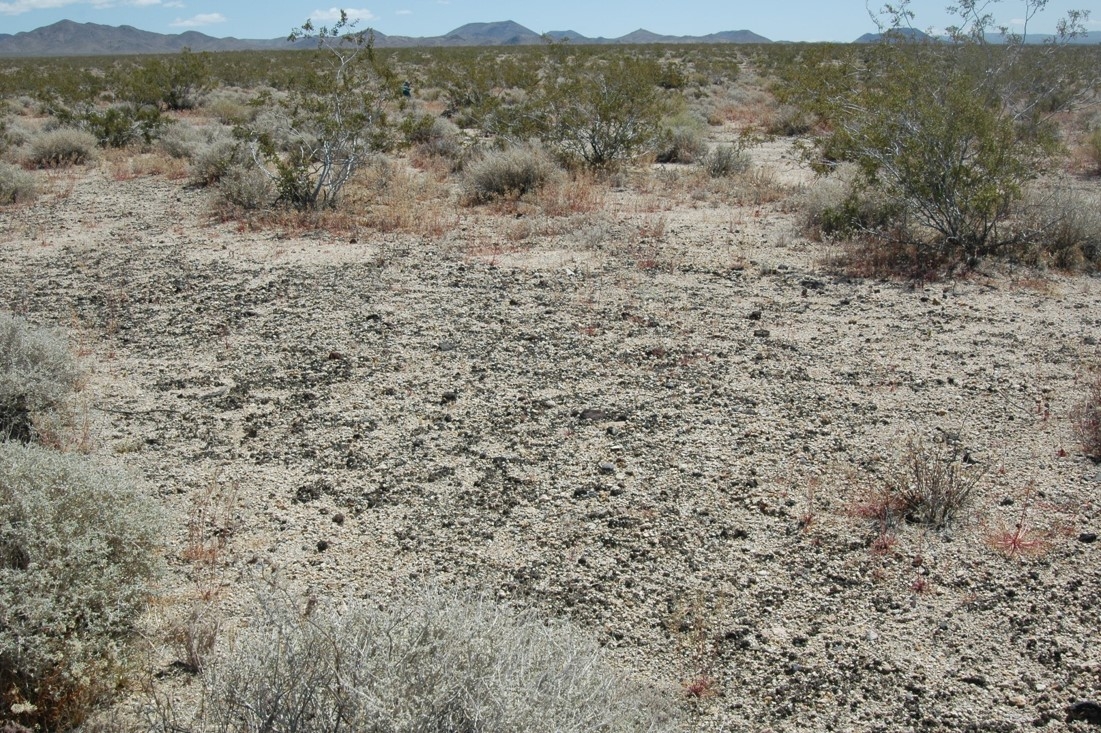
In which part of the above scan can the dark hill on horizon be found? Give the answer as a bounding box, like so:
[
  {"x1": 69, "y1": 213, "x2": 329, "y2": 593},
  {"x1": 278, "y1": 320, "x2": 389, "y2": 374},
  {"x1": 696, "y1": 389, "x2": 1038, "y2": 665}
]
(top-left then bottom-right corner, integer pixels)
[{"x1": 0, "y1": 18, "x2": 773, "y2": 56}]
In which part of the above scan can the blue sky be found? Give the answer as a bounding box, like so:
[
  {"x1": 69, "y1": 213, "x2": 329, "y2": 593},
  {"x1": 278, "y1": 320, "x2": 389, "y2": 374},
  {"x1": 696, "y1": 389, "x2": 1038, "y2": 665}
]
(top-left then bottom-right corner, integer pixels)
[{"x1": 1, "y1": 0, "x2": 1097, "y2": 42}]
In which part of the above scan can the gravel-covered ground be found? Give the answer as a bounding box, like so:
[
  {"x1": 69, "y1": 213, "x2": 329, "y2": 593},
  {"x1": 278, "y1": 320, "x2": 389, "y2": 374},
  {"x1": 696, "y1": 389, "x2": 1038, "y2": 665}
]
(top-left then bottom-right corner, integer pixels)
[{"x1": 1, "y1": 146, "x2": 1100, "y2": 731}]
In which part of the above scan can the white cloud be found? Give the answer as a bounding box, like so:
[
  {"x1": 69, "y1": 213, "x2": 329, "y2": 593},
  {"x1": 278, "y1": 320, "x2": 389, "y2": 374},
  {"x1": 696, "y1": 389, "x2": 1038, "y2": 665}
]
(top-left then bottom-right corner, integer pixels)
[
  {"x1": 0, "y1": 0, "x2": 78, "y2": 15},
  {"x1": 395, "y1": 9, "x2": 411, "y2": 15},
  {"x1": 309, "y1": 7, "x2": 375, "y2": 24},
  {"x1": 1, "y1": 0, "x2": 162, "y2": 13},
  {"x1": 169, "y1": 11, "x2": 224, "y2": 26}
]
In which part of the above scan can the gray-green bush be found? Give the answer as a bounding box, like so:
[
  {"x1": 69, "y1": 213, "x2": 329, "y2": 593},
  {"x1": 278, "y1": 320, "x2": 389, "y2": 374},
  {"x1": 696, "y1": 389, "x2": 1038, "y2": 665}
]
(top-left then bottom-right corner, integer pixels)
[
  {"x1": 0, "y1": 163, "x2": 35, "y2": 205},
  {"x1": 461, "y1": 144, "x2": 559, "y2": 204},
  {"x1": 155, "y1": 586, "x2": 679, "y2": 733},
  {"x1": 27, "y1": 127, "x2": 98, "y2": 168},
  {"x1": 0, "y1": 442, "x2": 164, "y2": 731},
  {"x1": 0, "y1": 313, "x2": 81, "y2": 443}
]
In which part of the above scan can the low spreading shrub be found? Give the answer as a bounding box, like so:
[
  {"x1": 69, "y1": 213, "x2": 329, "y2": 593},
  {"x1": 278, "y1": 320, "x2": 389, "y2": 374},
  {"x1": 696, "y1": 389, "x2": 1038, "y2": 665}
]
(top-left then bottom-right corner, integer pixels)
[
  {"x1": 0, "y1": 313, "x2": 81, "y2": 443},
  {"x1": 189, "y1": 139, "x2": 247, "y2": 187},
  {"x1": 215, "y1": 165, "x2": 275, "y2": 211},
  {"x1": 155, "y1": 586, "x2": 679, "y2": 732},
  {"x1": 461, "y1": 144, "x2": 559, "y2": 204},
  {"x1": 0, "y1": 163, "x2": 34, "y2": 205},
  {"x1": 26, "y1": 127, "x2": 98, "y2": 168},
  {"x1": 0, "y1": 442, "x2": 164, "y2": 731}
]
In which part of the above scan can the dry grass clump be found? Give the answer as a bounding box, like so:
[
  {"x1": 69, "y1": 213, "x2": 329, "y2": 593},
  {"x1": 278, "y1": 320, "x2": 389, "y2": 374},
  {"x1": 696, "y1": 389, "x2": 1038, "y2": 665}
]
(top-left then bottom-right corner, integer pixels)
[
  {"x1": 151, "y1": 586, "x2": 680, "y2": 733},
  {"x1": 352, "y1": 159, "x2": 455, "y2": 237},
  {"x1": 462, "y1": 144, "x2": 560, "y2": 205},
  {"x1": 702, "y1": 144, "x2": 751, "y2": 178},
  {"x1": 200, "y1": 88, "x2": 256, "y2": 125},
  {"x1": 0, "y1": 162, "x2": 35, "y2": 205},
  {"x1": 0, "y1": 313, "x2": 81, "y2": 443},
  {"x1": 891, "y1": 437, "x2": 984, "y2": 528},
  {"x1": 26, "y1": 127, "x2": 98, "y2": 168},
  {"x1": 655, "y1": 115, "x2": 708, "y2": 164},
  {"x1": 1016, "y1": 186, "x2": 1101, "y2": 270},
  {"x1": 1074, "y1": 372, "x2": 1101, "y2": 460},
  {"x1": 1085, "y1": 129, "x2": 1101, "y2": 175},
  {"x1": 0, "y1": 442, "x2": 164, "y2": 732}
]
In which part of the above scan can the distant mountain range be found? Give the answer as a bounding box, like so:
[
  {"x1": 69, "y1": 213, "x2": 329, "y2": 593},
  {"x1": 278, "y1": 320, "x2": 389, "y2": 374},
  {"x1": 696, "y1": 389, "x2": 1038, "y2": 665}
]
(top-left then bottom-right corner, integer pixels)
[
  {"x1": 855, "y1": 26, "x2": 1101, "y2": 44},
  {"x1": 0, "y1": 19, "x2": 771, "y2": 57},
  {"x1": 0, "y1": 19, "x2": 1096, "y2": 57}
]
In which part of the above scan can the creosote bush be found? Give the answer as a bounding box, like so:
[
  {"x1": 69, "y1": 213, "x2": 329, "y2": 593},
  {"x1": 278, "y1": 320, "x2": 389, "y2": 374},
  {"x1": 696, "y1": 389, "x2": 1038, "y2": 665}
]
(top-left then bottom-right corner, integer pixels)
[
  {"x1": 0, "y1": 163, "x2": 35, "y2": 205},
  {"x1": 154, "y1": 586, "x2": 679, "y2": 733},
  {"x1": 0, "y1": 313, "x2": 81, "y2": 443},
  {"x1": 461, "y1": 144, "x2": 559, "y2": 204},
  {"x1": 0, "y1": 442, "x2": 164, "y2": 731},
  {"x1": 26, "y1": 127, "x2": 98, "y2": 168}
]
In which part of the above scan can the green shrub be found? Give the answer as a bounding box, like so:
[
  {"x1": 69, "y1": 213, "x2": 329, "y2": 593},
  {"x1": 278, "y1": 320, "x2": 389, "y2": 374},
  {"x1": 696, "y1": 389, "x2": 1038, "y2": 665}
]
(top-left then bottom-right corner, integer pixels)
[
  {"x1": 77, "y1": 103, "x2": 168, "y2": 148},
  {"x1": 703, "y1": 144, "x2": 751, "y2": 178},
  {"x1": 26, "y1": 127, "x2": 97, "y2": 168},
  {"x1": 246, "y1": 13, "x2": 391, "y2": 210},
  {"x1": 544, "y1": 57, "x2": 670, "y2": 169},
  {"x1": 0, "y1": 163, "x2": 35, "y2": 205},
  {"x1": 116, "y1": 49, "x2": 212, "y2": 111},
  {"x1": 0, "y1": 313, "x2": 81, "y2": 443},
  {"x1": 161, "y1": 587, "x2": 678, "y2": 733},
  {"x1": 461, "y1": 144, "x2": 559, "y2": 204},
  {"x1": 783, "y1": 3, "x2": 1092, "y2": 268},
  {"x1": 0, "y1": 442, "x2": 164, "y2": 731}
]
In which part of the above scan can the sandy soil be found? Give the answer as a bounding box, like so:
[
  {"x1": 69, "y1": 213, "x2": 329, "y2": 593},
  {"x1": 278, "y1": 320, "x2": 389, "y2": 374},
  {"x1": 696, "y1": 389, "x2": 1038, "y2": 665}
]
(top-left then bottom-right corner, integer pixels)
[{"x1": 1, "y1": 140, "x2": 1100, "y2": 732}]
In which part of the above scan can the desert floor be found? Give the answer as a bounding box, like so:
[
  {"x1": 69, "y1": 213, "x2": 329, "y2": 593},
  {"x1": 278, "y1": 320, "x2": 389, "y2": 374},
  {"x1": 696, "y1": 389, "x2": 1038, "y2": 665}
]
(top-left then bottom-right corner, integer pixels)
[{"x1": 1, "y1": 139, "x2": 1100, "y2": 732}]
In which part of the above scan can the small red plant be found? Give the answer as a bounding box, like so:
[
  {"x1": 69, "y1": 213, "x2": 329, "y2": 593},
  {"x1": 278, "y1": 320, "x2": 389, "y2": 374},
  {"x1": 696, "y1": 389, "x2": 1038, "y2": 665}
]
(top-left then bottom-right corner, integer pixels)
[{"x1": 684, "y1": 675, "x2": 718, "y2": 700}]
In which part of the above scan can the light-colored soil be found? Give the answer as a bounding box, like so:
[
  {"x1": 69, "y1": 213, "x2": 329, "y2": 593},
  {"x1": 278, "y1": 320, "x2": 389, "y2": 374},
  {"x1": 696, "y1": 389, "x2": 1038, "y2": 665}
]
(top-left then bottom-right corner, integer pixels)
[{"x1": 1, "y1": 140, "x2": 1100, "y2": 732}]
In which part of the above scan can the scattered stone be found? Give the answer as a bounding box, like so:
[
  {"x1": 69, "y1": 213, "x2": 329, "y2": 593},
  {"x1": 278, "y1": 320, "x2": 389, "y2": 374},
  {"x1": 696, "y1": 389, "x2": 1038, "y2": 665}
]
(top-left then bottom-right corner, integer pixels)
[
  {"x1": 316, "y1": 539, "x2": 329, "y2": 552},
  {"x1": 747, "y1": 310, "x2": 762, "y2": 320},
  {"x1": 598, "y1": 462, "x2": 616, "y2": 475},
  {"x1": 332, "y1": 513, "x2": 345, "y2": 525},
  {"x1": 441, "y1": 391, "x2": 458, "y2": 404},
  {"x1": 754, "y1": 329, "x2": 770, "y2": 338},
  {"x1": 1079, "y1": 532, "x2": 1097, "y2": 544},
  {"x1": 1085, "y1": 335, "x2": 1098, "y2": 345},
  {"x1": 438, "y1": 340, "x2": 457, "y2": 352},
  {"x1": 327, "y1": 350, "x2": 344, "y2": 360},
  {"x1": 960, "y1": 675, "x2": 987, "y2": 687}
]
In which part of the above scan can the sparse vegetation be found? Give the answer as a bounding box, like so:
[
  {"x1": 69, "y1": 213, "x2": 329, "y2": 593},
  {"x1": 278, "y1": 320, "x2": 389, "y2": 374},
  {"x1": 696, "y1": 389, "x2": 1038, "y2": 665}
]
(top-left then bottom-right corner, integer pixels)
[{"x1": 0, "y1": 442, "x2": 164, "y2": 731}]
